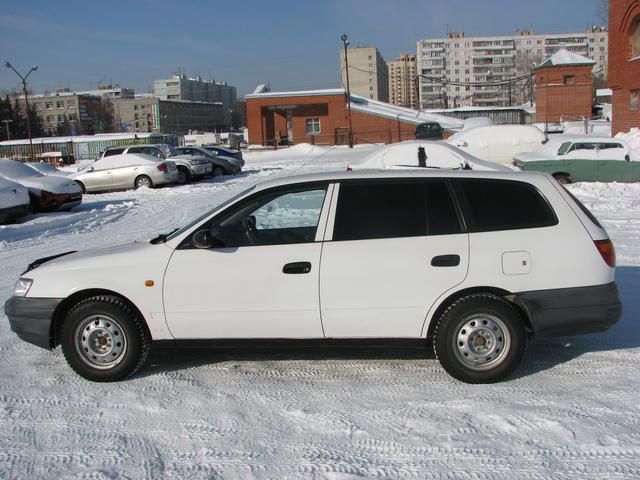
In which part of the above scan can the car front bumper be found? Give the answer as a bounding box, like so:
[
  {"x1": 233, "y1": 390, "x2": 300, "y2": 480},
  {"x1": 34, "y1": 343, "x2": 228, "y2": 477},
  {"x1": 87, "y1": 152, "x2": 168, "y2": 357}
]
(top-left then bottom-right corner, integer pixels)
[
  {"x1": 0, "y1": 204, "x2": 31, "y2": 224},
  {"x1": 4, "y1": 296, "x2": 63, "y2": 349},
  {"x1": 508, "y1": 282, "x2": 622, "y2": 338}
]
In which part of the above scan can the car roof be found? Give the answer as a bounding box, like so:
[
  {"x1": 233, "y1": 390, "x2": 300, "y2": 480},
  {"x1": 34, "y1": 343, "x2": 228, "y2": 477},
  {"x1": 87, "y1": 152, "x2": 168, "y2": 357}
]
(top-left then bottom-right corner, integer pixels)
[{"x1": 251, "y1": 169, "x2": 552, "y2": 191}]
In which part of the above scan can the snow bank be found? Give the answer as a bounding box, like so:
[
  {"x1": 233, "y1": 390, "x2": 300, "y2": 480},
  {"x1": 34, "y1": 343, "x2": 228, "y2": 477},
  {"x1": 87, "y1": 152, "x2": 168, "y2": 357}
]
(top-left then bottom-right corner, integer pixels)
[{"x1": 615, "y1": 127, "x2": 640, "y2": 152}]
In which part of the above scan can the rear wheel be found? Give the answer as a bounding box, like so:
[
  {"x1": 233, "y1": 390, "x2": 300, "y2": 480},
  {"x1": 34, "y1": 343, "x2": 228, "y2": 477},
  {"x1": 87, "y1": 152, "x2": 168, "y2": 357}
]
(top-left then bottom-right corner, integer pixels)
[
  {"x1": 433, "y1": 294, "x2": 526, "y2": 383},
  {"x1": 134, "y1": 175, "x2": 153, "y2": 189},
  {"x1": 553, "y1": 173, "x2": 572, "y2": 185},
  {"x1": 60, "y1": 295, "x2": 151, "y2": 382},
  {"x1": 176, "y1": 166, "x2": 191, "y2": 184}
]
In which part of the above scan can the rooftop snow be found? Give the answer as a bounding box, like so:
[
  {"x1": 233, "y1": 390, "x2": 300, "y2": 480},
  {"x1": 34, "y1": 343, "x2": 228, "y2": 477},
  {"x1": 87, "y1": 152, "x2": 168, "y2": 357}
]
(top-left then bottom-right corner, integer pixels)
[{"x1": 536, "y1": 49, "x2": 596, "y2": 69}]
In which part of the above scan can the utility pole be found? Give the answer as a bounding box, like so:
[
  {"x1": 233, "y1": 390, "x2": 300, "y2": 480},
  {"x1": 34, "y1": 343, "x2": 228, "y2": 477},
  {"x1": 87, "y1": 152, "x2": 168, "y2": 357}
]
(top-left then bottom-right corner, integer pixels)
[{"x1": 341, "y1": 34, "x2": 354, "y2": 148}]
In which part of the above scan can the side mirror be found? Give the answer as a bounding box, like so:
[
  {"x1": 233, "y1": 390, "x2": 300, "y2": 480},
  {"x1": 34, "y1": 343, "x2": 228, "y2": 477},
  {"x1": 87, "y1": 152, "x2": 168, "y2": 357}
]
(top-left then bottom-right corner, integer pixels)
[
  {"x1": 86, "y1": 166, "x2": 95, "y2": 172},
  {"x1": 192, "y1": 229, "x2": 225, "y2": 249},
  {"x1": 453, "y1": 140, "x2": 468, "y2": 148}
]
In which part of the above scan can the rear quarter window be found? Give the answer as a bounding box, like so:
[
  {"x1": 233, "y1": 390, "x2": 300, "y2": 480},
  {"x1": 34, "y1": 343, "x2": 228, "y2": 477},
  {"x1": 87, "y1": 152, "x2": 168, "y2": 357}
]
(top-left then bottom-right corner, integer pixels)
[{"x1": 454, "y1": 179, "x2": 558, "y2": 232}]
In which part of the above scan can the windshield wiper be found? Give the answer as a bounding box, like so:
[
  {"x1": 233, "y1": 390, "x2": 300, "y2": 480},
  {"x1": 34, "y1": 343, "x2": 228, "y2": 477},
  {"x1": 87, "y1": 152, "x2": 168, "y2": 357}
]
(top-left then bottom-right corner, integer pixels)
[{"x1": 150, "y1": 228, "x2": 179, "y2": 244}]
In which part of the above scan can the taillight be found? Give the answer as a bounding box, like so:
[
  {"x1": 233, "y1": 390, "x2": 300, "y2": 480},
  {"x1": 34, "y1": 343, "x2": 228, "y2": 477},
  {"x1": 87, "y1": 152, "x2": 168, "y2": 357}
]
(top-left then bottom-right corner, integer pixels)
[
  {"x1": 157, "y1": 163, "x2": 168, "y2": 172},
  {"x1": 594, "y1": 239, "x2": 616, "y2": 268}
]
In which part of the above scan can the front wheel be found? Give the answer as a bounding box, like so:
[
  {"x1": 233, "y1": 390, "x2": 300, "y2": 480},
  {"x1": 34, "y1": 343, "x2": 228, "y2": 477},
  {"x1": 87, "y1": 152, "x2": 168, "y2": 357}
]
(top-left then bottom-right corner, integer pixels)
[
  {"x1": 134, "y1": 175, "x2": 153, "y2": 189},
  {"x1": 176, "y1": 166, "x2": 191, "y2": 184},
  {"x1": 433, "y1": 294, "x2": 526, "y2": 384},
  {"x1": 60, "y1": 295, "x2": 151, "y2": 381}
]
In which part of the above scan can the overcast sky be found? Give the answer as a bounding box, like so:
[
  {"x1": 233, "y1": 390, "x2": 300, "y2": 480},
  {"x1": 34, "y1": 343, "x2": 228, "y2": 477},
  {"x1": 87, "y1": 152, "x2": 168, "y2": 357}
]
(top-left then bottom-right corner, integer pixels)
[{"x1": 0, "y1": 0, "x2": 607, "y2": 97}]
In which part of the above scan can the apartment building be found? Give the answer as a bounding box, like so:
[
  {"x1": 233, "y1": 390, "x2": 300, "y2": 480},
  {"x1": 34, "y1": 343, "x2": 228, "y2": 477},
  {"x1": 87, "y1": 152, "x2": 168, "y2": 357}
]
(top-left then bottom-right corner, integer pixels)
[
  {"x1": 417, "y1": 27, "x2": 608, "y2": 108},
  {"x1": 388, "y1": 54, "x2": 418, "y2": 109},
  {"x1": 340, "y1": 46, "x2": 389, "y2": 102},
  {"x1": 25, "y1": 91, "x2": 103, "y2": 136},
  {"x1": 153, "y1": 74, "x2": 236, "y2": 127},
  {"x1": 112, "y1": 97, "x2": 224, "y2": 134}
]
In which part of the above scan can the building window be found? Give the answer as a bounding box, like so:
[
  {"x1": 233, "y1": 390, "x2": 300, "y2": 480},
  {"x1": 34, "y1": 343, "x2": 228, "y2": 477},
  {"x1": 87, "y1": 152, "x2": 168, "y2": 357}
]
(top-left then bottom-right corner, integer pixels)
[
  {"x1": 45, "y1": 102, "x2": 53, "y2": 109},
  {"x1": 57, "y1": 115, "x2": 64, "y2": 123},
  {"x1": 306, "y1": 118, "x2": 320, "y2": 134},
  {"x1": 632, "y1": 20, "x2": 640, "y2": 59},
  {"x1": 564, "y1": 75, "x2": 575, "y2": 85},
  {"x1": 56, "y1": 101, "x2": 64, "y2": 108},
  {"x1": 69, "y1": 114, "x2": 77, "y2": 121},
  {"x1": 67, "y1": 100, "x2": 75, "y2": 108},
  {"x1": 631, "y1": 90, "x2": 639, "y2": 112},
  {"x1": 134, "y1": 105, "x2": 138, "y2": 110}
]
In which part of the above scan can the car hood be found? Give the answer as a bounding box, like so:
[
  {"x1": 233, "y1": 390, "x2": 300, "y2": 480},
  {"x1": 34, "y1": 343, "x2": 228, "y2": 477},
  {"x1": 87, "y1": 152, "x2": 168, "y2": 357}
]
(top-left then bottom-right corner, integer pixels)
[
  {"x1": 513, "y1": 150, "x2": 550, "y2": 163},
  {"x1": 12, "y1": 175, "x2": 81, "y2": 195},
  {"x1": 27, "y1": 241, "x2": 164, "y2": 275},
  {"x1": 216, "y1": 155, "x2": 242, "y2": 166}
]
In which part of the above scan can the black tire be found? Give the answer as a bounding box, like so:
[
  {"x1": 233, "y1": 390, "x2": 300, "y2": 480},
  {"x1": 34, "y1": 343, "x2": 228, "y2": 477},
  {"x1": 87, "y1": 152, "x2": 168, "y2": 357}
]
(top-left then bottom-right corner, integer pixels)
[
  {"x1": 433, "y1": 294, "x2": 526, "y2": 384},
  {"x1": 75, "y1": 181, "x2": 86, "y2": 194},
  {"x1": 176, "y1": 166, "x2": 192, "y2": 184},
  {"x1": 134, "y1": 175, "x2": 153, "y2": 189},
  {"x1": 213, "y1": 167, "x2": 225, "y2": 177},
  {"x1": 553, "y1": 173, "x2": 572, "y2": 185},
  {"x1": 60, "y1": 295, "x2": 151, "y2": 382}
]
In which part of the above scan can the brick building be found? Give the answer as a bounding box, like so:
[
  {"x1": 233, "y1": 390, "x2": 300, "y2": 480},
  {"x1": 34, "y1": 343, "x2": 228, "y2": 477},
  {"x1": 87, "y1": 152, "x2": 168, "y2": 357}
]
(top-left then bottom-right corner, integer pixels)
[
  {"x1": 245, "y1": 88, "x2": 462, "y2": 147},
  {"x1": 534, "y1": 49, "x2": 595, "y2": 124},
  {"x1": 609, "y1": 0, "x2": 640, "y2": 134}
]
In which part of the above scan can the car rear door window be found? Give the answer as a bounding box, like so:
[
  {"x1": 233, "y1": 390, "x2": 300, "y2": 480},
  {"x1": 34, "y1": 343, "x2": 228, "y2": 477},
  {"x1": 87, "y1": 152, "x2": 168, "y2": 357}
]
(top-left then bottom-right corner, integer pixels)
[
  {"x1": 333, "y1": 180, "x2": 461, "y2": 241},
  {"x1": 454, "y1": 179, "x2": 557, "y2": 232}
]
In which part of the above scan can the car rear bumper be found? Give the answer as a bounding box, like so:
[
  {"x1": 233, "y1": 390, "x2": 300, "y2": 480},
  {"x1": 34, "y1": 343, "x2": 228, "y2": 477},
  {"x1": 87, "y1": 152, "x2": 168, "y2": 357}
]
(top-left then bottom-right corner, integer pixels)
[
  {"x1": 508, "y1": 282, "x2": 622, "y2": 338},
  {"x1": 153, "y1": 171, "x2": 180, "y2": 185},
  {"x1": 4, "y1": 296, "x2": 63, "y2": 349}
]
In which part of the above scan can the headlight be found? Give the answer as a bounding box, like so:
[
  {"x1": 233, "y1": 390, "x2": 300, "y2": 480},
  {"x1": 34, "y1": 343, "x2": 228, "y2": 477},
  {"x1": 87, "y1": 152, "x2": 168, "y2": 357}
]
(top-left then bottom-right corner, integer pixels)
[{"x1": 14, "y1": 278, "x2": 33, "y2": 297}]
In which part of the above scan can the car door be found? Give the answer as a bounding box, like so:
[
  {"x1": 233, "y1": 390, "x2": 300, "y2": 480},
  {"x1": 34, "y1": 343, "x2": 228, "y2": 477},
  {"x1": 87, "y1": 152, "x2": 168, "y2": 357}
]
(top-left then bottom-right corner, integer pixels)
[
  {"x1": 320, "y1": 179, "x2": 469, "y2": 338},
  {"x1": 564, "y1": 142, "x2": 598, "y2": 181},
  {"x1": 163, "y1": 183, "x2": 333, "y2": 338},
  {"x1": 81, "y1": 158, "x2": 116, "y2": 190},
  {"x1": 596, "y1": 143, "x2": 632, "y2": 182}
]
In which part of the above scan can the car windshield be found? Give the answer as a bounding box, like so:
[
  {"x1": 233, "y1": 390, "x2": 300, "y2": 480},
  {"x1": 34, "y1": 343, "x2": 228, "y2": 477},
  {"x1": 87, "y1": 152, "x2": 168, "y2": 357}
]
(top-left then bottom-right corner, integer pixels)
[
  {"x1": 0, "y1": 159, "x2": 44, "y2": 178},
  {"x1": 163, "y1": 185, "x2": 256, "y2": 242},
  {"x1": 558, "y1": 142, "x2": 572, "y2": 155}
]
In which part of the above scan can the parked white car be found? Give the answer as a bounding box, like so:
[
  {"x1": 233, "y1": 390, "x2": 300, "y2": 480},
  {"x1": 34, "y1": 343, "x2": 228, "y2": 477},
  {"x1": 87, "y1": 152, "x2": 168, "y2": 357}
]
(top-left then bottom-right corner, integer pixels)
[
  {"x1": 5, "y1": 171, "x2": 621, "y2": 383},
  {"x1": 0, "y1": 176, "x2": 30, "y2": 224},
  {"x1": 447, "y1": 125, "x2": 547, "y2": 166},
  {"x1": 0, "y1": 158, "x2": 82, "y2": 212},
  {"x1": 347, "y1": 140, "x2": 511, "y2": 171},
  {"x1": 26, "y1": 162, "x2": 73, "y2": 178},
  {"x1": 73, "y1": 154, "x2": 179, "y2": 193}
]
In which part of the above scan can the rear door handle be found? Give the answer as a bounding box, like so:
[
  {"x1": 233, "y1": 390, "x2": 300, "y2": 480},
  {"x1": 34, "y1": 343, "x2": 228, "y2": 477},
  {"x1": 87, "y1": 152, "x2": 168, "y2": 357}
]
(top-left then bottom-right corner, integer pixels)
[
  {"x1": 431, "y1": 255, "x2": 460, "y2": 267},
  {"x1": 283, "y1": 262, "x2": 312, "y2": 274}
]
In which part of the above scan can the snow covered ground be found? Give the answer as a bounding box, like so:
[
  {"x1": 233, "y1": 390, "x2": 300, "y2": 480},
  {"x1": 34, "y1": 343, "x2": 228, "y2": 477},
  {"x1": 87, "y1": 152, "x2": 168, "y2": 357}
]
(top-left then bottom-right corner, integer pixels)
[{"x1": 1, "y1": 144, "x2": 639, "y2": 479}]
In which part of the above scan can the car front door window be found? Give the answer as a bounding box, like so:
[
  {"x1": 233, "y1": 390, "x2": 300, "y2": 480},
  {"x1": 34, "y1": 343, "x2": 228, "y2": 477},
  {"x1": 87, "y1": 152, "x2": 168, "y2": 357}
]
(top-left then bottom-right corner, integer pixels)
[{"x1": 209, "y1": 187, "x2": 327, "y2": 247}]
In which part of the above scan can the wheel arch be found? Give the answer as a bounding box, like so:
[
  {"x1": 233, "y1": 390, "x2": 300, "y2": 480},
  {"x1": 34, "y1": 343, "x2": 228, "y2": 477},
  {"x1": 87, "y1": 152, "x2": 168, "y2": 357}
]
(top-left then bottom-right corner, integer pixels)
[
  {"x1": 424, "y1": 286, "x2": 533, "y2": 339},
  {"x1": 51, "y1": 288, "x2": 151, "y2": 348},
  {"x1": 74, "y1": 180, "x2": 86, "y2": 194}
]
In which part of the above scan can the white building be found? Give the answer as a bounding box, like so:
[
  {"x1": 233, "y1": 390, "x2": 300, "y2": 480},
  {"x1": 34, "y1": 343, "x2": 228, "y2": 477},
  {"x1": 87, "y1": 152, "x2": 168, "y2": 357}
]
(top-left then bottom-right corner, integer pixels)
[
  {"x1": 417, "y1": 27, "x2": 608, "y2": 109},
  {"x1": 388, "y1": 54, "x2": 418, "y2": 109},
  {"x1": 340, "y1": 46, "x2": 389, "y2": 102}
]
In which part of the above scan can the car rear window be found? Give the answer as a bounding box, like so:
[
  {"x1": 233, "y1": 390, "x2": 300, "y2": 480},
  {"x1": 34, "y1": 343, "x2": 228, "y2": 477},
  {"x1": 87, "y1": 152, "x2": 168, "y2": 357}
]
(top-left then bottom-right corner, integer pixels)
[
  {"x1": 103, "y1": 148, "x2": 125, "y2": 157},
  {"x1": 454, "y1": 179, "x2": 558, "y2": 232},
  {"x1": 333, "y1": 180, "x2": 461, "y2": 241}
]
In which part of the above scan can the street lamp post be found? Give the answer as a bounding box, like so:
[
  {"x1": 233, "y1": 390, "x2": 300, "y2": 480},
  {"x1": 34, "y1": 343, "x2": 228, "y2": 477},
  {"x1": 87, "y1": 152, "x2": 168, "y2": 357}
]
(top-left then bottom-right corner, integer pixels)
[
  {"x1": 341, "y1": 34, "x2": 353, "y2": 148},
  {"x1": 4, "y1": 61, "x2": 38, "y2": 159}
]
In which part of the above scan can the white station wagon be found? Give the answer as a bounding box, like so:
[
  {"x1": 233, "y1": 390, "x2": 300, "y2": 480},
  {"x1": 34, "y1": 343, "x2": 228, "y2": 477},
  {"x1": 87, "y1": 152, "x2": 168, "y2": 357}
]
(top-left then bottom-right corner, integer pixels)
[{"x1": 5, "y1": 171, "x2": 621, "y2": 383}]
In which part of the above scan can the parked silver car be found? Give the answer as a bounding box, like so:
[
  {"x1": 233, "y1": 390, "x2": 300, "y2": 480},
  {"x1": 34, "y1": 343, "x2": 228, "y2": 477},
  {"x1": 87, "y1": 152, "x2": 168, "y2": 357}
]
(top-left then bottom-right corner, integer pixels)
[
  {"x1": 174, "y1": 146, "x2": 242, "y2": 176},
  {"x1": 73, "y1": 154, "x2": 179, "y2": 193},
  {"x1": 101, "y1": 144, "x2": 211, "y2": 184}
]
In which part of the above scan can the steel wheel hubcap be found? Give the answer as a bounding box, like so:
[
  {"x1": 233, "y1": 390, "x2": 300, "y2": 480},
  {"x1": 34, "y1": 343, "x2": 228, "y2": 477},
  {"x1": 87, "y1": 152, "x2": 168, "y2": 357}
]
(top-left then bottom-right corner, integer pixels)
[
  {"x1": 75, "y1": 315, "x2": 127, "y2": 369},
  {"x1": 453, "y1": 314, "x2": 510, "y2": 370},
  {"x1": 138, "y1": 177, "x2": 151, "y2": 187}
]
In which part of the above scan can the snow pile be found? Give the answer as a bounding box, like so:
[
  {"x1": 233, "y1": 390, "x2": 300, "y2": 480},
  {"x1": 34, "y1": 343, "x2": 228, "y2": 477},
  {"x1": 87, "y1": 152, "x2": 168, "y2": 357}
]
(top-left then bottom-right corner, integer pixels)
[{"x1": 615, "y1": 127, "x2": 640, "y2": 152}]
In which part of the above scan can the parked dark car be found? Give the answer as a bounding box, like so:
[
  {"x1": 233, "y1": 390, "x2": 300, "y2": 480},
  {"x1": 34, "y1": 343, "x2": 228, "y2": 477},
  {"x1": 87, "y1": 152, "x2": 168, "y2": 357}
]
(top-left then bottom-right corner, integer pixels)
[
  {"x1": 415, "y1": 122, "x2": 443, "y2": 140},
  {"x1": 201, "y1": 145, "x2": 244, "y2": 162}
]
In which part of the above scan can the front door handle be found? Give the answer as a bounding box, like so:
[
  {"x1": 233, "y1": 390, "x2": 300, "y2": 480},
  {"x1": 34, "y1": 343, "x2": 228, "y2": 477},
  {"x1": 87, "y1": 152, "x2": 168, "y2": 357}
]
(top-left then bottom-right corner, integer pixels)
[
  {"x1": 431, "y1": 254, "x2": 460, "y2": 267},
  {"x1": 283, "y1": 262, "x2": 312, "y2": 274}
]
